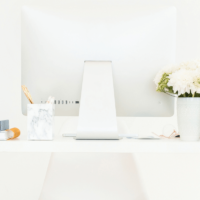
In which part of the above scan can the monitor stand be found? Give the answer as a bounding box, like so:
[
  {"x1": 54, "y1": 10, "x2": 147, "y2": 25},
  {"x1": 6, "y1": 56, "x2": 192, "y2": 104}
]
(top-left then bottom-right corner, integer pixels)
[
  {"x1": 76, "y1": 61, "x2": 119, "y2": 139},
  {"x1": 61, "y1": 61, "x2": 132, "y2": 139}
]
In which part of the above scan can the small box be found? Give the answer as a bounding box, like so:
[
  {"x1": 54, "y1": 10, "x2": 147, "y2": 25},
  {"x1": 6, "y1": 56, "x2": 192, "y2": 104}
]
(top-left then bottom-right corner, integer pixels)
[
  {"x1": 27, "y1": 104, "x2": 55, "y2": 140},
  {"x1": 0, "y1": 120, "x2": 9, "y2": 131}
]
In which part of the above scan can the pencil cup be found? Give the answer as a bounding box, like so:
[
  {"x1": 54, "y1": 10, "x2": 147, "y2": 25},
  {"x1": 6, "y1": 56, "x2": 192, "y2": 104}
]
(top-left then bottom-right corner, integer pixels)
[{"x1": 27, "y1": 104, "x2": 55, "y2": 140}]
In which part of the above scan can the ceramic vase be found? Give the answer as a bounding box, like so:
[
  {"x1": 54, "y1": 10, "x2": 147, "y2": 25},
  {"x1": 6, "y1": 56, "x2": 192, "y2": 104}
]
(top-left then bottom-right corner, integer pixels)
[{"x1": 177, "y1": 98, "x2": 200, "y2": 141}]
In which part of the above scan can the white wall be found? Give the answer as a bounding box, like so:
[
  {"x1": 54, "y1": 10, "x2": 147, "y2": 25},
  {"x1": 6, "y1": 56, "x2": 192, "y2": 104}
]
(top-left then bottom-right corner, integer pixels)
[{"x1": 0, "y1": 0, "x2": 200, "y2": 200}]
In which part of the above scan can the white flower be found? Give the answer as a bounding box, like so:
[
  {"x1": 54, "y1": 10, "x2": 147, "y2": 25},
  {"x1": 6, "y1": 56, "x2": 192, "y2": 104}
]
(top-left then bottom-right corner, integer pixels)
[
  {"x1": 194, "y1": 77, "x2": 200, "y2": 88},
  {"x1": 193, "y1": 72, "x2": 200, "y2": 93},
  {"x1": 154, "y1": 59, "x2": 200, "y2": 94},
  {"x1": 167, "y1": 69, "x2": 200, "y2": 95}
]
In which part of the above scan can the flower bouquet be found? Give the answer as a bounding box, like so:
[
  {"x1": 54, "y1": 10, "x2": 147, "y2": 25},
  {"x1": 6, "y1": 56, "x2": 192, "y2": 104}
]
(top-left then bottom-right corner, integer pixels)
[{"x1": 154, "y1": 60, "x2": 200, "y2": 141}]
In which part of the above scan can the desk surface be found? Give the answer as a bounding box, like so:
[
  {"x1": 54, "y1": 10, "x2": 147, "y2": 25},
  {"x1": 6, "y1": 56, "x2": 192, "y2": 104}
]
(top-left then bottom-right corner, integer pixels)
[{"x1": 0, "y1": 134, "x2": 199, "y2": 153}]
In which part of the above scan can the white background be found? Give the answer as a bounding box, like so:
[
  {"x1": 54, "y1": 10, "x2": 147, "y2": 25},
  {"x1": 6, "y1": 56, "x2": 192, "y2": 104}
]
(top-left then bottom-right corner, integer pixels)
[{"x1": 1, "y1": 0, "x2": 200, "y2": 200}]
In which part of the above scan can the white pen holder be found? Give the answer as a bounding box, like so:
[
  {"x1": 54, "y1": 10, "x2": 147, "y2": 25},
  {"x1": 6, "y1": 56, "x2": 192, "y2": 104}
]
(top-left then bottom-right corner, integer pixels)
[{"x1": 27, "y1": 104, "x2": 55, "y2": 140}]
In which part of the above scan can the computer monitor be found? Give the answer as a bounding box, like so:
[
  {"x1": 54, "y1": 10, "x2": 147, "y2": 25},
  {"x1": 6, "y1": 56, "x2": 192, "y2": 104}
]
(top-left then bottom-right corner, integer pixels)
[
  {"x1": 22, "y1": 4, "x2": 176, "y2": 117},
  {"x1": 22, "y1": 4, "x2": 176, "y2": 139}
]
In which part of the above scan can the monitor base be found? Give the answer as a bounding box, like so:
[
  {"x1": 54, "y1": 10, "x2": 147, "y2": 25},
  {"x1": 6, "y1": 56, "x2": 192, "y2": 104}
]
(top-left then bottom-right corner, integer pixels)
[{"x1": 61, "y1": 117, "x2": 137, "y2": 139}]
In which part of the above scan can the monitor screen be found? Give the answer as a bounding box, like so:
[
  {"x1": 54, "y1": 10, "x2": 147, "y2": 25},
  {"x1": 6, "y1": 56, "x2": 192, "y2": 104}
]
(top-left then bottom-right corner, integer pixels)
[{"x1": 21, "y1": 4, "x2": 176, "y2": 116}]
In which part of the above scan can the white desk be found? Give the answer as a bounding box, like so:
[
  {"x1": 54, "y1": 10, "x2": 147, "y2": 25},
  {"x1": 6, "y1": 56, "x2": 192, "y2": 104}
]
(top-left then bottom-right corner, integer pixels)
[
  {"x1": 1, "y1": 135, "x2": 199, "y2": 153},
  {"x1": 0, "y1": 116, "x2": 197, "y2": 200},
  {"x1": 2, "y1": 133, "x2": 200, "y2": 200}
]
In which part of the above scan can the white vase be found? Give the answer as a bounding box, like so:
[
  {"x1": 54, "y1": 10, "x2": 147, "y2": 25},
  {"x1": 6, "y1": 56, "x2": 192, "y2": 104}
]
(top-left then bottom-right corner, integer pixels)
[{"x1": 177, "y1": 98, "x2": 200, "y2": 141}]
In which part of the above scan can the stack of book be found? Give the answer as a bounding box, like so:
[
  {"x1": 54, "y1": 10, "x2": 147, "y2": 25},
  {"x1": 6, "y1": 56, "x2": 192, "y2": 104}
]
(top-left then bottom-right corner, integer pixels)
[{"x1": 0, "y1": 120, "x2": 20, "y2": 140}]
